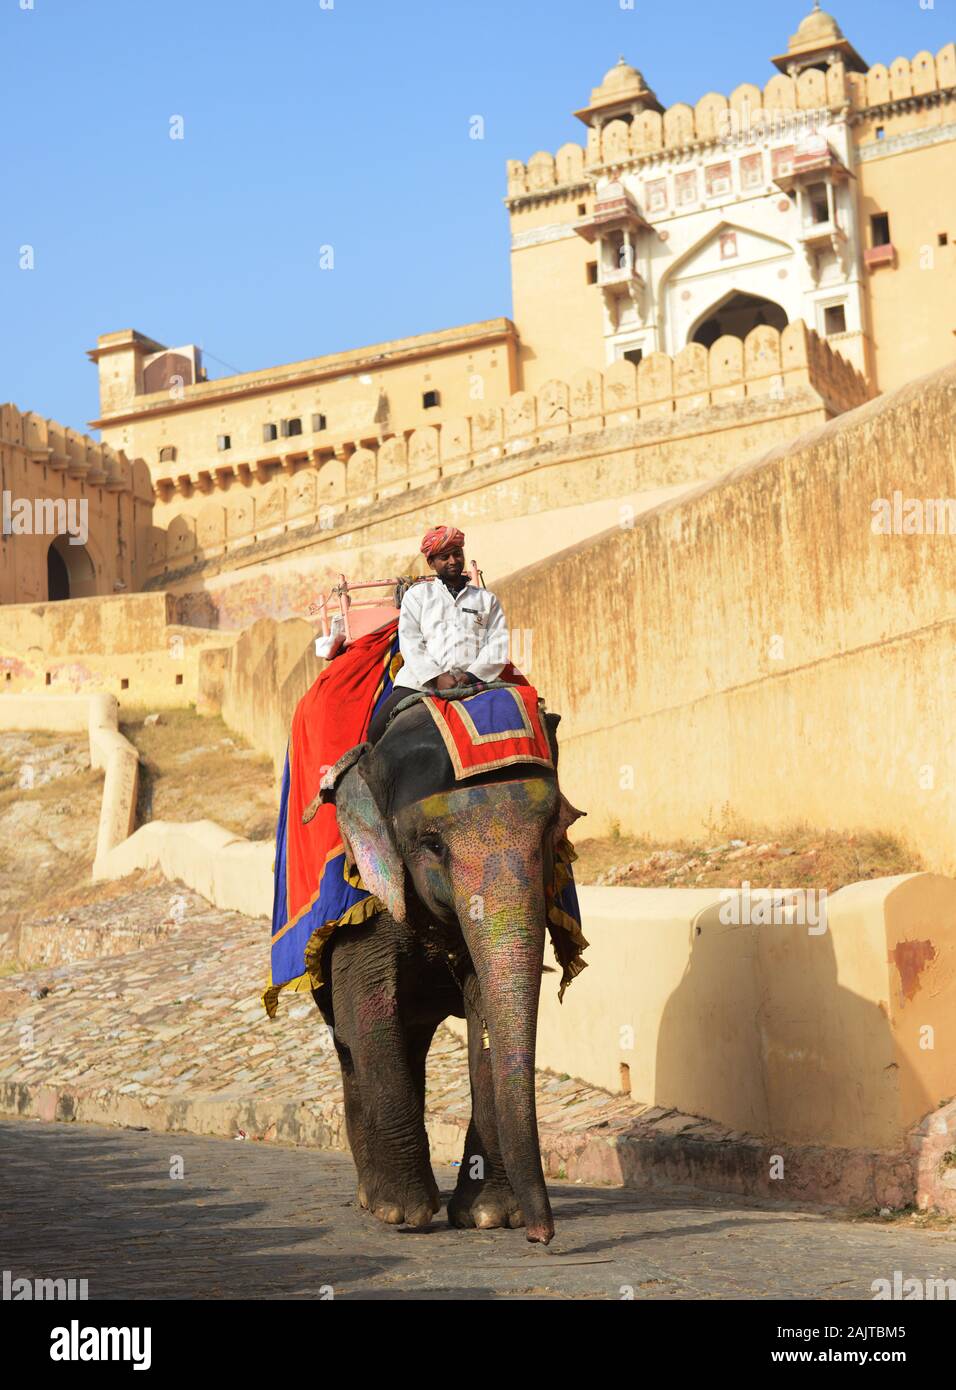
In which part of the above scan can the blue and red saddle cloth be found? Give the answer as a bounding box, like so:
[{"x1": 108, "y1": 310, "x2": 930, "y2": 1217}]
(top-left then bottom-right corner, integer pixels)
[{"x1": 265, "y1": 617, "x2": 586, "y2": 1017}]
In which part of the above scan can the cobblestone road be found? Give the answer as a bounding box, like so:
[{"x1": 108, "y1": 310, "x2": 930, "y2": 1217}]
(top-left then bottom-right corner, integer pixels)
[{"x1": 2, "y1": 1119, "x2": 954, "y2": 1300}]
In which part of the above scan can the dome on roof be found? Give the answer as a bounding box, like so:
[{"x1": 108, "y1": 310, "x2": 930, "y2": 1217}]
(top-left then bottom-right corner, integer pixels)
[
  {"x1": 576, "y1": 55, "x2": 662, "y2": 122},
  {"x1": 595, "y1": 57, "x2": 648, "y2": 97},
  {"x1": 792, "y1": 4, "x2": 844, "y2": 49}
]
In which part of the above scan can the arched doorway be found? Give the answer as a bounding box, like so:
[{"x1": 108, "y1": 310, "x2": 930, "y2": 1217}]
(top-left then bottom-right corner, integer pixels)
[
  {"x1": 691, "y1": 292, "x2": 788, "y2": 348},
  {"x1": 46, "y1": 538, "x2": 96, "y2": 601}
]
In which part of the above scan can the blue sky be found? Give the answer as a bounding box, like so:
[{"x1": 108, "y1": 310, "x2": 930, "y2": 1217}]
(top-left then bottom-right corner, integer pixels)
[{"x1": 2, "y1": 0, "x2": 950, "y2": 434}]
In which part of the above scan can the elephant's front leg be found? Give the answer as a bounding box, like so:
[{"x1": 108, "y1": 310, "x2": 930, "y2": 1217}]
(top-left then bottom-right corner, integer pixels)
[
  {"x1": 448, "y1": 972, "x2": 524, "y2": 1231},
  {"x1": 331, "y1": 942, "x2": 440, "y2": 1228}
]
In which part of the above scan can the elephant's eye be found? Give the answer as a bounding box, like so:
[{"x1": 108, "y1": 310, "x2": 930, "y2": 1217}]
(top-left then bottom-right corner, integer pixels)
[{"x1": 419, "y1": 832, "x2": 443, "y2": 857}]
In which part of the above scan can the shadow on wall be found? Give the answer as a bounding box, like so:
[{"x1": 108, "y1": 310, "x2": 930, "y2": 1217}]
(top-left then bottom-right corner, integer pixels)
[{"x1": 654, "y1": 899, "x2": 919, "y2": 1151}]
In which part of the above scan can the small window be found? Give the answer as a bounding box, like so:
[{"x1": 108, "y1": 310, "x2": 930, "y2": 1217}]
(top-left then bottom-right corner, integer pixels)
[
  {"x1": 312, "y1": 412, "x2": 327, "y2": 432},
  {"x1": 938, "y1": 232, "x2": 948, "y2": 247},
  {"x1": 263, "y1": 423, "x2": 278, "y2": 443},
  {"x1": 158, "y1": 445, "x2": 177, "y2": 463},
  {"x1": 808, "y1": 183, "x2": 829, "y2": 224},
  {"x1": 876, "y1": 126, "x2": 885, "y2": 140},
  {"x1": 586, "y1": 260, "x2": 598, "y2": 285},
  {"x1": 45, "y1": 672, "x2": 51, "y2": 686},
  {"x1": 4, "y1": 672, "x2": 10, "y2": 682},
  {"x1": 577, "y1": 202, "x2": 587, "y2": 216},
  {"x1": 623, "y1": 348, "x2": 643, "y2": 367},
  {"x1": 422, "y1": 390, "x2": 440, "y2": 409},
  {"x1": 217, "y1": 434, "x2": 231, "y2": 451},
  {"x1": 121, "y1": 678, "x2": 129, "y2": 690},
  {"x1": 824, "y1": 304, "x2": 847, "y2": 336},
  {"x1": 175, "y1": 673, "x2": 183, "y2": 686},
  {"x1": 871, "y1": 212, "x2": 891, "y2": 247},
  {"x1": 280, "y1": 418, "x2": 303, "y2": 437}
]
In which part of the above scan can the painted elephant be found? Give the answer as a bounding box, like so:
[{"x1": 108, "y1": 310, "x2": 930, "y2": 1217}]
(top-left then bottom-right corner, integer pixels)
[{"x1": 314, "y1": 695, "x2": 583, "y2": 1244}]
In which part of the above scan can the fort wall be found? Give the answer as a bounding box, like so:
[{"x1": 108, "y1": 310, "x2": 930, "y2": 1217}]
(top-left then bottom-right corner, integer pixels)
[
  {"x1": 92, "y1": 320, "x2": 519, "y2": 493},
  {"x1": 0, "y1": 403, "x2": 154, "y2": 604},
  {"x1": 494, "y1": 360, "x2": 956, "y2": 876},
  {"x1": 0, "y1": 590, "x2": 237, "y2": 706},
  {"x1": 142, "y1": 322, "x2": 870, "y2": 632}
]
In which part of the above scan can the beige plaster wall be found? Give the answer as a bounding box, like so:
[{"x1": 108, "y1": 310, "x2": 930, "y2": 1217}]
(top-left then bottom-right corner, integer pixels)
[
  {"x1": 0, "y1": 590, "x2": 236, "y2": 705},
  {"x1": 527, "y1": 872, "x2": 956, "y2": 1150},
  {"x1": 857, "y1": 136, "x2": 956, "y2": 394},
  {"x1": 146, "y1": 322, "x2": 868, "y2": 632},
  {"x1": 495, "y1": 361, "x2": 956, "y2": 875}
]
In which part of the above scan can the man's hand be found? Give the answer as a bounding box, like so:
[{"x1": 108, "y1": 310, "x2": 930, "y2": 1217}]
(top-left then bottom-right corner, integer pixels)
[{"x1": 435, "y1": 672, "x2": 459, "y2": 692}]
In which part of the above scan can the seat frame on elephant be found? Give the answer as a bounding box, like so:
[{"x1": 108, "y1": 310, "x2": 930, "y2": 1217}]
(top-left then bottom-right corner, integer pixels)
[{"x1": 310, "y1": 560, "x2": 485, "y2": 651}]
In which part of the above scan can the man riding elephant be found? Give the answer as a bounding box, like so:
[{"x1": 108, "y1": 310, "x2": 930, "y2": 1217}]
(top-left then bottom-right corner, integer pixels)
[
  {"x1": 268, "y1": 530, "x2": 587, "y2": 1243},
  {"x1": 367, "y1": 524, "x2": 510, "y2": 742}
]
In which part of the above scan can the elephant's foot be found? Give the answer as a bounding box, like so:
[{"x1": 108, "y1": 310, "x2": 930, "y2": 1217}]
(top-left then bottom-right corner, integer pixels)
[
  {"x1": 357, "y1": 1170, "x2": 440, "y2": 1230},
  {"x1": 448, "y1": 1177, "x2": 524, "y2": 1231}
]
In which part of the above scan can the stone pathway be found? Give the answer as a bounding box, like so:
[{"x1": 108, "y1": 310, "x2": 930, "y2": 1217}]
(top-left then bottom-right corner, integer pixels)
[
  {"x1": 0, "y1": 880, "x2": 948, "y2": 1215},
  {"x1": 0, "y1": 881, "x2": 642, "y2": 1171},
  {"x1": 2, "y1": 1119, "x2": 954, "y2": 1300}
]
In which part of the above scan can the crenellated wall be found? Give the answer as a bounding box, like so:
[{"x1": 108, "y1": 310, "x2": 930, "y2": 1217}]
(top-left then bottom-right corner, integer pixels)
[
  {"x1": 846, "y1": 43, "x2": 956, "y2": 114},
  {"x1": 92, "y1": 320, "x2": 519, "y2": 498},
  {"x1": 1, "y1": 405, "x2": 145, "y2": 492},
  {"x1": 146, "y1": 321, "x2": 870, "y2": 586},
  {"x1": 506, "y1": 43, "x2": 956, "y2": 190},
  {"x1": 0, "y1": 403, "x2": 154, "y2": 604}
]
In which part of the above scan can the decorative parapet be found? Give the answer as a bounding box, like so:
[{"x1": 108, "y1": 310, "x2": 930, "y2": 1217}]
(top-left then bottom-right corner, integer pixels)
[
  {"x1": 847, "y1": 42, "x2": 956, "y2": 114},
  {"x1": 0, "y1": 403, "x2": 150, "y2": 499},
  {"x1": 147, "y1": 321, "x2": 870, "y2": 578},
  {"x1": 506, "y1": 44, "x2": 956, "y2": 196}
]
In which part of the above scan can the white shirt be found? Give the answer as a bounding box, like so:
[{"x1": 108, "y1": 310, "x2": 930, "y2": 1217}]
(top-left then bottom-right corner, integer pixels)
[{"x1": 398, "y1": 580, "x2": 509, "y2": 690}]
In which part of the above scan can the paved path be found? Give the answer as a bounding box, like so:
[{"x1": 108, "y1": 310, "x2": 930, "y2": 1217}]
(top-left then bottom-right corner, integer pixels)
[
  {"x1": 1, "y1": 1119, "x2": 953, "y2": 1300},
  {"x1": 0, "y1": 881, "x2": 674, "y2": 1170}
]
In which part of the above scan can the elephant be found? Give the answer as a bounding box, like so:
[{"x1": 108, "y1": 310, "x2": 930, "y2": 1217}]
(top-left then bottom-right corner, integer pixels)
[{"x1": 313, "y1": 693, "x2": 583, "y2": 1245}]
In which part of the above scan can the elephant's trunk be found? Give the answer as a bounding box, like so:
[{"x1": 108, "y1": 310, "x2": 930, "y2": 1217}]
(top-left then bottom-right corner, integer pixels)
[{"x1": 455, "y1": 874, "x2": 554, "y2": 1244}]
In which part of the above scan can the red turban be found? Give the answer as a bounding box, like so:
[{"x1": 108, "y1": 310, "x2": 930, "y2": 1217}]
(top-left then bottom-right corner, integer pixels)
[{"x1": 420, "y1": 524, "x2": 465, "y2": 558}]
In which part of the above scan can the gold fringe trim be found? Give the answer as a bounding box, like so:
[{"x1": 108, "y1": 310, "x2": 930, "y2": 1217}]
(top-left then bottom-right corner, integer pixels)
[
  {"x1": 263, "y1": 891, "x2": 382, "y2": 1018},
  {"x1": 302, "y1": 893, "x2": 381, "y2": 990},
  {"x1": 547, "y1": 835, "x2": 589, "y2": 1002}
]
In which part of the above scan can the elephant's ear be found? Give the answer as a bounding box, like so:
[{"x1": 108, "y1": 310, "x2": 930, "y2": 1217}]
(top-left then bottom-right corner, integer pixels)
[
  {"x1": 318, "y1": 742, "x2": 371, "y2": 805},
  {"x1": 335, "y1": 762, "x2": 406, "y2": 923}
]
